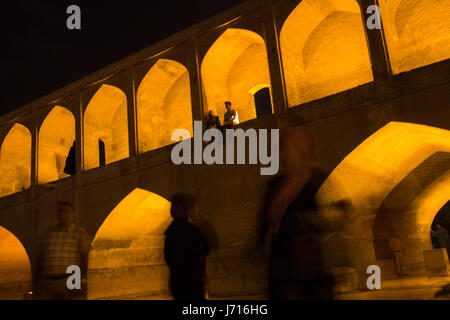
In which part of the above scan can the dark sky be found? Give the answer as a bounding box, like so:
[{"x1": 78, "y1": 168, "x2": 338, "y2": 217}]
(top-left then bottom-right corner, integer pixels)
[{"x1": 1, "y1": 1, "x2": 246, "y2": 116}]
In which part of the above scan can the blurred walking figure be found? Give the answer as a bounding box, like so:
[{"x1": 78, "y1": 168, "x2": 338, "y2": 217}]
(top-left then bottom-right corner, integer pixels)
[
  {"x1": 164, "y1": 193, "x2": 210, "y2": 300},
  {"x1": 261, "y1": 126, "x2": 345, "y2": 300},
  {"x1": 34, "y1": 202, "x2": 91, "y2": 300},
  {"x1": 389, "y1": 232, "x2": 407, "y2": 277}
]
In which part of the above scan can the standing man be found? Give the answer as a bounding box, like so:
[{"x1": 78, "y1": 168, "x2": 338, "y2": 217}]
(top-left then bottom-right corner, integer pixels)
[
  {"x1": 223, "y1": 101, "x2": 239, "y2": 129},
  {"x1": 164, "y1": 193, "x2": 209, "y2": 300},
  {"x1": 34, "y1": 202, "x2": 91, "y2": 300}
]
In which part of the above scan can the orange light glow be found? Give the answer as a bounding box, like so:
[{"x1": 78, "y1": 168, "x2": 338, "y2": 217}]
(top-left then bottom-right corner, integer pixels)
[
  {"x1": 83, "y1": 84, "x2": 129, "y2": 170},
  {"x1": 379, "y1": 0, "x2": 450, "y2": 74},
  {"x1": 38, "y1": 106, "x2": 75, "y2": 184},
  {"x1": 137, "y1": 59, "x2": 192, "y2": 154},
  {"x1": 201, "y1": 28, "x2": 273, "y2": 123},
  {"x1": 280, "y1": 0, "x2": 373, "y2": 106},
  {"x1": 0, "y1": 124, "x2": 31, "y2": 197},
  {"x1": 0, "y1": 226, "x2": 32, "y2": 300},
  {"x1": 88, "y1": 188, "x2": 172, "y2": 300}
]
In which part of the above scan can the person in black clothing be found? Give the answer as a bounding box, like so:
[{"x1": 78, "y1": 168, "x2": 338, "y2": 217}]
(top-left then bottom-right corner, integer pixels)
[
  {"x1": 205, "y1": 110, "x2": 222, "y2": 130},
  {"x1": 164, "y1": 193, "x2": 209, "y2": 300}
]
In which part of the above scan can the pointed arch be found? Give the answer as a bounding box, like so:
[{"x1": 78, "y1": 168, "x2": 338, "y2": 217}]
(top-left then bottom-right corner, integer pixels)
[
  {"x1": 137, "y1": 59, "x2": 192, "y2": 154},
  {"x1": 280, "y1": 0, "x2": 373, "y2": 106},
  {"x1": 38, "y1": 106, "x2": 76, "y2": 184},
  {"x1": 0, "y1": 123, "x2": 31, "y2": 197},
  {"x1": 84, "y1": 84, "x2": 129, "y2": 170}
]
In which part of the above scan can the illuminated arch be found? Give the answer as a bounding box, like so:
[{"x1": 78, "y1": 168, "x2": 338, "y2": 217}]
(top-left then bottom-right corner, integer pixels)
[
  {"x1": 317, "y1": 122, "x2": 450, "y2": 274},
  {"x1": 317, "y1": 122, "x2": 450, "y2": 209},
  {"x1": 137, "y1": 59, "x2": 192, "y2": 154},
  {"x1": 201, "y1": 28, "x2": 272, "y2": 124},
  {"x1": 371, "y1": 152, "x2": 450, "y2": 274},
  {"x1": 0, "y1": 124, "x2": 31, "y2": 197},
  {"x1": 88, "y1": 188, "x2": 173, "y2": 300},
  {"x1": 379, "y1": 0, "x2": 450, "y2": 74},
  {"x1": 280, "y1": 0, "x2": 373, "y2": 106},
  {"x1": 0, "y1": 226, "x2": 32, "y2": 300},
  {"x1": 84, "y1": 84, "x2": 129, "y2": 170},
  {"x1": 38, "y1": 106, "x2": 75, "y2": 184}
]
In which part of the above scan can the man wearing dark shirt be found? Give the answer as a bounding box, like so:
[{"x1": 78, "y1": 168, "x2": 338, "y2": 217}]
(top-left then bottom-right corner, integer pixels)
[
  {"x1": 205, "y1": 110, "x2": 222, "y2": 130},
  {"x1": 164, "y1": 193, "x2": 209, "y2": 300}
]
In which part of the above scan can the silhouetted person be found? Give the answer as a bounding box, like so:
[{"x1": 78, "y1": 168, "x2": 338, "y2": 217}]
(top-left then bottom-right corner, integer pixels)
[
  {"x1": 261, "y1": 127, "x2": 340, "y2": 300},
  {"x1": 431, "y1": 223, "x2": 450, "y2": 248},
  {"x1": 34, "y1": 202, "x2": 91, "y2": 300},
  {"x1": 389, "y1": 232, "x2": 407, "y2": 277},
  {"x1": 205, "y1": 110, "x2": 221, "y2": 130},
  {"x1": 63, "y1": 141, "x2": 76, "y2": 175},
  {"x1": 164, "y1": 193, "x2": 209, "y2": 300},
  {"x1": 223, "y1": 101, "x2": 239, "y2": 129}
]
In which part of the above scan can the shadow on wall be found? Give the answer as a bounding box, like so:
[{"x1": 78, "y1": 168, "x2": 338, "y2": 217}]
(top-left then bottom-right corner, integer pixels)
[
  {"x1": 201, "y1": 28, "x2": 273, "y2": 124},
  {"x1": 379, "y1": 0, "x2": 450, "y2": 74}
]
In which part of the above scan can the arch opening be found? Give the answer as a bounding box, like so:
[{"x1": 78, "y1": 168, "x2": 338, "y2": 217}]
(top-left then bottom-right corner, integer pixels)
[
  {"x1": 88, "y1": 188, "x2": 173, "y2": 300},
  {"x1": 430, "y1": 201, "x2": 450, "y2": 249},
  {"x1": 0, "y1": 123, "x2": 31, "y2": 197},
  {"x1": 371, "y1": 153, "x2": 450, "y2": 278},
  {"x1": 201, "y1": 28, "x2": 273, "y2": 124},
  {"x1": 379, "y1": 0, "x2": 450, "y2": 74},
  {"x1": 280, "y1": 0, "x2": 373, "y2": 106},
  {"x1": 137, "y1": 59, "x2": 193, "y2": 154},
  {"x1": 38, "y1": 106, "x2": 76, "y2": 184},
  {"x1": 0, "y1": 226, "x2": 32, "y2": 300},
  {"x1": 83, "y1": 84, "x2": 129, "y2": 171}
]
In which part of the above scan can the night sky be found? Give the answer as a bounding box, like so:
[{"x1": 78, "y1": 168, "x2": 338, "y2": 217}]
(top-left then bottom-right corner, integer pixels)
[{"x1": 1, "y1": 1, "x2": 246, "y2": 116}]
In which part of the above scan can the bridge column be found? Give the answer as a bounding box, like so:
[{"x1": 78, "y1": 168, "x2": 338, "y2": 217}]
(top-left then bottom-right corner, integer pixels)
[
  {"x1": 74, "y1": 92, "x2": 84, "y2": 173},
  {"x1": 359, "y1": 0, "x2": 392, "y2": 82},
  {"x1": 186, "y1": 39, "x2": 204, "y2": 124},
  {"x1": 126, "y1": 69, "x2": 138, "y2": 157},
  {"x1": 262, "y1": 0, "x2": 287, "y2": 114}
]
